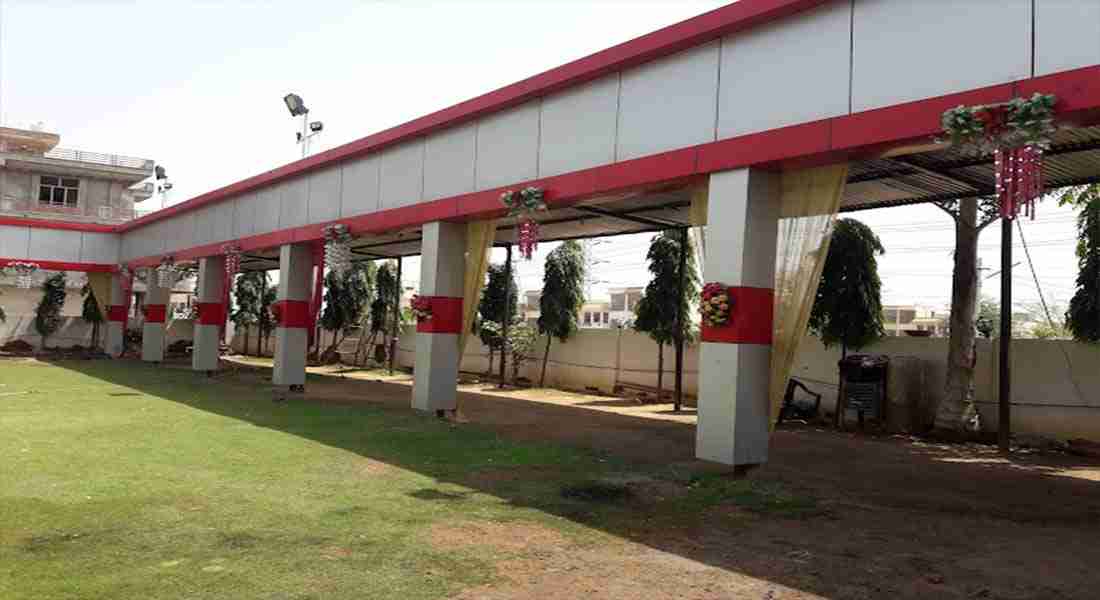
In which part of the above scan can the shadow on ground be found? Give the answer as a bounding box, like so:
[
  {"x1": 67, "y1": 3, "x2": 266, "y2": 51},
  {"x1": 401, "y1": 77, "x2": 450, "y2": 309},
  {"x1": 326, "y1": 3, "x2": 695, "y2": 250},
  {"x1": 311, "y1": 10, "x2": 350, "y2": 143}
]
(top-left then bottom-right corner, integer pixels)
[{"x1": 51, "y1": 358, "x2": 1100, "y2": 599}]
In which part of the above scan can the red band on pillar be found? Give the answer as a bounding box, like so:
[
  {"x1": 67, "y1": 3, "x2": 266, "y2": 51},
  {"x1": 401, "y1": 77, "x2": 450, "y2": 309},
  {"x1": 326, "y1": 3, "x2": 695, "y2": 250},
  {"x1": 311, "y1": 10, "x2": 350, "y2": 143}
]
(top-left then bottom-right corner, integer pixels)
[
  {"x1": 143, "y1": 304, "x2": 167, "y2": 324},
  {"x1": 416, "y1": 297, "x2": 463, "y2": 334},
  {"x1": 107, "y1": 305, "x2": 128, "y2": 322},
  {"x1": 196, "y1": 302, "x2": 225, "y2": 326},
  {"x1": 700, "y1": 286, "x2": 774, "y2": 345},
  {"x1": 273, "y1": 300, "x2": 311, "y2": 329}
]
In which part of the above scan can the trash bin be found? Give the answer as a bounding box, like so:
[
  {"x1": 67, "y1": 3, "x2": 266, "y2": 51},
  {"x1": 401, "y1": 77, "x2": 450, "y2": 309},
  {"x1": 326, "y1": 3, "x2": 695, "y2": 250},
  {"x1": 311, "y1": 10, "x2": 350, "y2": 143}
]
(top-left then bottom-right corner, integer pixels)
[{"x1": 837, "y1": 354, "x2": 889, "y2": 426}]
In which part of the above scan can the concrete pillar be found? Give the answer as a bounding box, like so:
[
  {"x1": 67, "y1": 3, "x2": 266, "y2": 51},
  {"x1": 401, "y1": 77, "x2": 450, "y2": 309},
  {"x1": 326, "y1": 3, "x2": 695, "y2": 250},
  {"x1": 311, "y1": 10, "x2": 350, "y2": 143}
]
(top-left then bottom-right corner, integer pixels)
[
  {"x1": 141, "y1": 272, "x2": 171, "y2": 363},
  {"x1": 192, "y1": 256, "x2": 226, "y2": 372},
  {"x1": 272, "y1": 243, "x2": 312, "y2": 388},
  {"x1": 104, "y1": 272, "x2": 128, "y2": 358},
  {"x1": 695, "y1": 168, "x2": 779, "y2": 467},
  {"x1": 412, "y1": 221, "x2": 466, "y2": 412}
]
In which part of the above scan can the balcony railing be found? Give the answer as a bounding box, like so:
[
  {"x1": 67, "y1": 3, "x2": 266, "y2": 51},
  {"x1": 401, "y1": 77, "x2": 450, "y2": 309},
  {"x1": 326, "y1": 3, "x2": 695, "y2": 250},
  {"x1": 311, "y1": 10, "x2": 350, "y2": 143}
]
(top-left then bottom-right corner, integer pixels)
[
  {"x1": 0, "y1": 198, "x2": 153, "y2": 224},
  {"x1": 40, "y1": 147, "x2": 154, "y2": 171}
]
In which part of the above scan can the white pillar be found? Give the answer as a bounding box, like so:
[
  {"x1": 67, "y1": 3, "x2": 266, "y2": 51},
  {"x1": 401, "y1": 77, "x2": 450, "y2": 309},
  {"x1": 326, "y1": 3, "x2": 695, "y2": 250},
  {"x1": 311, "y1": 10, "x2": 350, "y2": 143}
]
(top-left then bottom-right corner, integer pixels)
[
  {"x1": 141, "y1": 273, "x2": 170, "y2": 362},
  {"x1": 104, "y1": 272, "x2": 128, "y2": 358},
  {"x1": 192, "y1": 256, "x2": 226, "y2": 372},
  {"x1": 412, "y1": 221, "x2": 466, "y2": 412},
  {"x1": 272, "y1": 243, "x2": 312, "y2": 388},
  {"x1": 696, "y1": 168, "x2": 779, "y2": 467}
]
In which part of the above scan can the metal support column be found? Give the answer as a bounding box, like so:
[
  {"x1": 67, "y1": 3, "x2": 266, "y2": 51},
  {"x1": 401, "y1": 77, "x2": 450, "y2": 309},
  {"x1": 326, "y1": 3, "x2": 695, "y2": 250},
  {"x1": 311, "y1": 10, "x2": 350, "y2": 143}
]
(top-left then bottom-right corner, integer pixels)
[
  {"x1": 998, "y1": 217, "x2": 1013, "y2": 452},
  {"x1": 388, "y1": 257, "x2": 403, "y2": 375}
]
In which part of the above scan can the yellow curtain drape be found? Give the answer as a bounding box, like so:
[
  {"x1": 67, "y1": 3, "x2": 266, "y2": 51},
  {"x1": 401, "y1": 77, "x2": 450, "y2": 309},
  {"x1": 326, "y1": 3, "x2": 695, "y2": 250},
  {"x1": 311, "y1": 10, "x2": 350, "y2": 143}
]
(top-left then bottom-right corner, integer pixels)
[
  {"x1": 86, "y1": 271, "x2": 112, "y2": 323},
  {"x1": 457, "y1": 220, "x2": 497, "y2": 360},
  {"x1": 769, "y1": 163, "x2": 849, "y2": 430}
]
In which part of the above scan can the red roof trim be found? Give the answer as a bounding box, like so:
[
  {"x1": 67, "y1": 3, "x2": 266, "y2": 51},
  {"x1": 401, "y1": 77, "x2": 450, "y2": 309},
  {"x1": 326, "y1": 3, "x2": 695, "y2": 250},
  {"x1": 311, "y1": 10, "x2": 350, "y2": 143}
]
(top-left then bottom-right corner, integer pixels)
[
  {"x1": 116, "y1": 0, "x2": 830, "y2": 233},
  {"x1": 0, "y1": 216, "x2": 116, "y2": 233}
]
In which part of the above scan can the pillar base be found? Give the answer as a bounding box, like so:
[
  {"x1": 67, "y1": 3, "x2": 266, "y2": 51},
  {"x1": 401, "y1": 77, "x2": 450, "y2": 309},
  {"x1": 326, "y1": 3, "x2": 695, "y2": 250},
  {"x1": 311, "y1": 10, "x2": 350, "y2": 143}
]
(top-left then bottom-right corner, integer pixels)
[
  {"x1": 412, "y1": 332, "x2": 459, "y2": 412},
  {"x1": 105, "y1": 322, "x2": 125, "y2": 358},
  {"x1": 142, "y1": 323, "x2": 165, "y2": 362},
  {"x1": 272, "y1": 327, "x2": 308, "y2": 386}
]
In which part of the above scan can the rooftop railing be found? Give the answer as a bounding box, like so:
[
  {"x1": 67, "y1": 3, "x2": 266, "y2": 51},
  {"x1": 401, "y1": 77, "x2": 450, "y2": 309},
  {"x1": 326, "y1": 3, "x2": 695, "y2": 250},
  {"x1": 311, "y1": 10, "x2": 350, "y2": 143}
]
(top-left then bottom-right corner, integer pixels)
[
  {"x1": 38, "y1": 147, "x2": 154, "y2": 171},
  {"x1": 0, "y1": 198, "x2": 153, "y2": 224}
]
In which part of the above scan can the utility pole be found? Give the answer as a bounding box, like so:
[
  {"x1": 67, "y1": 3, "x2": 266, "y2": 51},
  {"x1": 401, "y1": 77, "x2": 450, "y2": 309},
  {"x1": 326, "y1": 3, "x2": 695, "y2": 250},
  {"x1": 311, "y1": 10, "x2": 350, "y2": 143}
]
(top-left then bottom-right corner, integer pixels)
[{"x1": 998, "y1": 217, "x2": 1013, "y2": 452}]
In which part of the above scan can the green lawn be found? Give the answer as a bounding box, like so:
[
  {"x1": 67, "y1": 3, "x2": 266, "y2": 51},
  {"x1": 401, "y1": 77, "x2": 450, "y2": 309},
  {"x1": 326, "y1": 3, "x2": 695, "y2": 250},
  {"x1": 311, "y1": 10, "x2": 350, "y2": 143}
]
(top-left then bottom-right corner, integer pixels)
[{"x1": 0, "y1": 359, "x2": 807, "y2": 599}]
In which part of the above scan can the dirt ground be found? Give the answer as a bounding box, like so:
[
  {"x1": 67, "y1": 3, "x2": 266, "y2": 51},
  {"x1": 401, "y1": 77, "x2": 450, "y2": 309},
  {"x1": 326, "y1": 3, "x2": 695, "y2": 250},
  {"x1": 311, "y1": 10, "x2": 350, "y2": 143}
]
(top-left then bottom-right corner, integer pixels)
[{"x1": 229, "y1": 359, "x2": 1100, "y2": 599}]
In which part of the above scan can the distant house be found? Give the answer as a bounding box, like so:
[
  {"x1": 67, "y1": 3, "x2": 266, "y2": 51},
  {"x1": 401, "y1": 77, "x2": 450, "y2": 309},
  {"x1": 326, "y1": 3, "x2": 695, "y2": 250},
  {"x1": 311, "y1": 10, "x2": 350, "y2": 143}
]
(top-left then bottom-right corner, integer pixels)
[
  {"x1": 882, "y1": 304, "x2": 947, "y2": 337},
  {"x1": 517, "y1": 290, "x2": 613, "y2": 329}
]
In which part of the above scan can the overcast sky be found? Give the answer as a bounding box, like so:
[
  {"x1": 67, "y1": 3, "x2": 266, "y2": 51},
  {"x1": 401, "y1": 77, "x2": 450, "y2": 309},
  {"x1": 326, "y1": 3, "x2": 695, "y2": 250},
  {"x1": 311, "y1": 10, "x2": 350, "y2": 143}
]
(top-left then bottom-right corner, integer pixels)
[{"x1": 0, "y1": 1, "x2": 1083, "y2": 312}]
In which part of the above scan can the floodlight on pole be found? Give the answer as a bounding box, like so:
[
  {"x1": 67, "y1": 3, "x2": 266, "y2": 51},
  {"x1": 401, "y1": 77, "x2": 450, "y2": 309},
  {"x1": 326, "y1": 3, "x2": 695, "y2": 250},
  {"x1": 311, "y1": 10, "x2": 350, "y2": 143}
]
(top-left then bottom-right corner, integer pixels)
[{"x1": 284, "y1": 92, "x2": 322, "y2": 158}]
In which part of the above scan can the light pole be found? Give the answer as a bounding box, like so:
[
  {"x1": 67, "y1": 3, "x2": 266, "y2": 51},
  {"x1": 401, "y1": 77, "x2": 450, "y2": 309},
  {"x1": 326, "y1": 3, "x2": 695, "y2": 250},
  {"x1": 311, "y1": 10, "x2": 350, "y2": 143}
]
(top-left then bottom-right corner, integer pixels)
[
  {"x1": 283, "y1": 93, "x2": 323, "y2": 158},
  {"x1": 154, "y1": 165, "x2": 172, "y2": 210}
]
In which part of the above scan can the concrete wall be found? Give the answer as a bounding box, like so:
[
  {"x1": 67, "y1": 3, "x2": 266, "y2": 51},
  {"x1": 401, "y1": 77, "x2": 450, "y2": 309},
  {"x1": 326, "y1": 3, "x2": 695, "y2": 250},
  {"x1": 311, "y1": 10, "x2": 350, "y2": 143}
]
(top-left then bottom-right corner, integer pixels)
[
  {"x1": 117, "y1": 0, "x2": 1092, "y2": 264},
  {"x1": 0, "y1": 224, "x2": 118, "y2": 264},
  {"x1": 0, "y1": 281, "x2": 194, "y2": 349}
]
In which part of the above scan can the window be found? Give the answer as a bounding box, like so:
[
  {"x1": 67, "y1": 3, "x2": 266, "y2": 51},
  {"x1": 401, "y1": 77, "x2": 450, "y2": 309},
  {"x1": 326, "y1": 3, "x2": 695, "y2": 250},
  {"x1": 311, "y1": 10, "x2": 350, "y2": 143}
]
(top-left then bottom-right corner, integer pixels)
[
  {"x1": 602, "y1": 312, "x2": 609, "y2": 324},
  {"x1": 38, "y1": 176, "x2": 79, "y2": 208},
  {"x1": 583, "y1": 312, "x2": 592, "y2": 325}
]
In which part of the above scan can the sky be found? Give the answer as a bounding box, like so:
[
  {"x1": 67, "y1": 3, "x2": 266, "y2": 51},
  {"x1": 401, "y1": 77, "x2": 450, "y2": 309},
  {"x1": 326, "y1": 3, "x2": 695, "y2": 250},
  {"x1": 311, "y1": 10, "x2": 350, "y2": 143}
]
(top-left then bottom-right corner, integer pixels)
[{"x1": 0, "y1": 0, "x2": 1085, "y2": 314}]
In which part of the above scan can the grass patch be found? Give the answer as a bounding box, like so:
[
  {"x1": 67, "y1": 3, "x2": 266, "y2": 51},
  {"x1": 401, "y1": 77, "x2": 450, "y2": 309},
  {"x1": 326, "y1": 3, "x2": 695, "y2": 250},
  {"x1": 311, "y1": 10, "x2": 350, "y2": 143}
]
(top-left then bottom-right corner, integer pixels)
[{"x1": 0, "y1": 359, "x2": 819, "y2": 599}]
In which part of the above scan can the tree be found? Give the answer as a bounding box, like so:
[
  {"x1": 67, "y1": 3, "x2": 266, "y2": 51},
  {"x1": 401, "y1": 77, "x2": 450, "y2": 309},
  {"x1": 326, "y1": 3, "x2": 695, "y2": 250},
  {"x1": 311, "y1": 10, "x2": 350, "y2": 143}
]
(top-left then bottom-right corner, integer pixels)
[
  {"x1": 976, "y1": 297, "x2": 1000, "y2": 339},
  {"x1": 232, "y1": 272, "x2": 262, "y2": 356},
  {"x1": 537, "y1": 241, "x2": 586, "y2": 387},
  {"x1": 506, "y1": 320, "x2": 539, "y2": 383},
  {"x1": 35, "y1": 273, "x2": 67, "y2": 349},
  {"x1": 633, "y1": 231, "x2": 698, "y2": 401},
  {"x1": 809, "y1": 219, "x2": 885, "y2": 355},
  {"x1": 932, "y1": 197, "x2": 1001, "y2": 431},
  {"x1": 1059, "y1": 185, "x2": 1100, "y2": 343},
  {"x1": 478, "y1": 263, "x2": 518, "y2": 375},
  {"x1": 81, "y1": 283, "x2": 105, "y2": 349},
  {"x1": 357, "y1": 261, "x2": 402, "y2": 366},
  {"x1": 319, "y1": 262, "x2": 374, "y2": 361}
]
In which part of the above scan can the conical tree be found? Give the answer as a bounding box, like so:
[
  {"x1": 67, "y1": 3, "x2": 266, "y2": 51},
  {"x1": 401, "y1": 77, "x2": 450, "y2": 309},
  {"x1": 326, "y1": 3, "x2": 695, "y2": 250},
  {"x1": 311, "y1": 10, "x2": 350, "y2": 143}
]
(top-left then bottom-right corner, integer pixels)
[
  {"x1": 81, "y1": 283, "x2": 105, "y2": 349},
  {"x1": 35, "y1": 273, "x2": 67, "y2": 349},
  {"x1": 231, "y1": 271, "x2": 262, "y2": 355},
  {"x1": 808, "y1": 219, "x2": 885, "y2": 356},
  {"x1": 319, "y1": 262, "x2": 374, "y2": 361},
  {"x1": 633, "y1": 231, "x2": 698, "y2": 403},
  {"x1": 478, "y1": 262, "x2": 518, "y2": 375},
  {"x1": 1060, "y1": 184, "x2": 1100, "y2": 342},
  {"x1": 537, "y1": 241, "x2": 586, "y2": 387}
]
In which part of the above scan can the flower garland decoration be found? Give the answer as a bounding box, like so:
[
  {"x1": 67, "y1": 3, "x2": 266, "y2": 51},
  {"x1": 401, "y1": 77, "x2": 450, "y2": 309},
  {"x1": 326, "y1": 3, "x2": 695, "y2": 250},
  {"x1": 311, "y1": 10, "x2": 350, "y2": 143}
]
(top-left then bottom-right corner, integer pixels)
[
  {"x1": 941, "y1": 93, "x2": 1057, "y2": 220},
  {"x1": 501, "y1": 187, "x2": 547, "y2": 260},
  {"x1": 6, "y1": 261, "x2": 39, "y2": 289},
  {"x1": 323, "y1": 223, "x2": 353, "y2": 276},
  {"x1": 700, "y1": 282, "x2": 732, "y2": 327},
  {"x1": 156, "y1": 255, "x2": 178, "y2": 288},
  {"x1": 410, "y1": 294, "x2": 433, "y2": 322}
]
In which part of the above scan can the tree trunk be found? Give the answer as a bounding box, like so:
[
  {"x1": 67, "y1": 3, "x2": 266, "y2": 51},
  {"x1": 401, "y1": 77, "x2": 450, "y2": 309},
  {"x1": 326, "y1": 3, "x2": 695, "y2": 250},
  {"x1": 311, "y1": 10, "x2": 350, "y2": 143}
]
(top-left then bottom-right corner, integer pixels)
[
  {"x1": 243, "y1": 327, "x2": 251, "y2": 357},
  {"x1": 539, "y1": 336, "x2": 552, "y2": 387},
  {"x1": 486, "y1": 347, "x2": 495, "y2": 376},
  {"x1": 936, "y1": 199, "x2": 983, "y2": 433},
  {"x1": 656, "y1": 342, "x2": 664, "y2": 403}
]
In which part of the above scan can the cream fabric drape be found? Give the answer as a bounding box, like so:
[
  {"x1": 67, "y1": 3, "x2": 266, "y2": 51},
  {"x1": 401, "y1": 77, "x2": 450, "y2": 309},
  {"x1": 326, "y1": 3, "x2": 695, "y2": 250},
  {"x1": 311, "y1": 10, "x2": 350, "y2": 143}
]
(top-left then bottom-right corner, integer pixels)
[
  {"x1": 768, "y1": 163, "x2": 849, "y2": 429},
  {"x1": 457, "y1": 220, "x2": 497, "y2": 359},
  {"x1": 86, "y1": 271, "x2": 112, "y2": 323},
  {"x1": 689, "y1": 186, "x2": 708, "y2": 282}
]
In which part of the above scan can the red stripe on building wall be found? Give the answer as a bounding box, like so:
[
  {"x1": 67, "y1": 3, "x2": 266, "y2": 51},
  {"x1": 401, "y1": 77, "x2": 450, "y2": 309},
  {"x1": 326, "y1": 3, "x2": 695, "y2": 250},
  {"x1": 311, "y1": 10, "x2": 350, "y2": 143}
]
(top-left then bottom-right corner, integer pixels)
[
  {"x1": 107, "y1": 305, "x2": 128, "y2": 322},
  {"x1": 143, "y1": 304, "x2": 167, "y2": 324},
  {"x1": 415, "y1": 297, "x2": 463, "y2": 334},
  {"x1": 0, "y1": 258, "x2": 116, "y2": 272},
  {"x1": 700, "y1": 286, "x2": 774, "y2": 346},
  {"x1": 0, "y1": 217, "x2": 116, "y2": 233}
]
